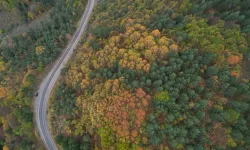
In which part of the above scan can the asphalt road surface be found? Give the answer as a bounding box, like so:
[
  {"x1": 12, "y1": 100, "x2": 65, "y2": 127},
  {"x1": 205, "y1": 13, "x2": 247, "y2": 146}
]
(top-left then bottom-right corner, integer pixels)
[{"x1": 35, "y1": 0, "x2": 95, "y2": 149}]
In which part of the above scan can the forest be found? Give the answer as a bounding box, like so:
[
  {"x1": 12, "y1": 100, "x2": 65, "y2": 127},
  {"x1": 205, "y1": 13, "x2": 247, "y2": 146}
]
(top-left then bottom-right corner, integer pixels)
[
  {"x1": 0, "y1": 0, "x2": 87, "y2": 149},
  {"x1": 49, "y1": 0, "x2": 250, "y2": 150}
]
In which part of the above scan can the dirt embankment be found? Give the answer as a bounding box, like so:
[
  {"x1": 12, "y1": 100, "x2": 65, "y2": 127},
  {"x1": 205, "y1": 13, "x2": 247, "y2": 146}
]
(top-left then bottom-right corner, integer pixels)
[
  {"x1": 0, "y1": 11, "x2": 19, "y2": 30},
  {"x1": 0, "y1": 8, "x2": 51, "y2": 47}
]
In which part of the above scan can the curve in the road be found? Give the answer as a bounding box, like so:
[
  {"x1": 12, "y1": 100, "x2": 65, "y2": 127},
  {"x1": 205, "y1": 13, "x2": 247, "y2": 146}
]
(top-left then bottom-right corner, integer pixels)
[{"x1": 35, "y1": 0, "x2": 95, "y2": 149}]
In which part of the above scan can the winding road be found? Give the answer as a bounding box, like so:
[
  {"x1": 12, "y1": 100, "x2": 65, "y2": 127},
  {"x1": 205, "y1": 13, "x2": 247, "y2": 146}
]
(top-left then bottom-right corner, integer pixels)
[{"x1": 35, "y1": 0, "x2": 95, "y2": 149}]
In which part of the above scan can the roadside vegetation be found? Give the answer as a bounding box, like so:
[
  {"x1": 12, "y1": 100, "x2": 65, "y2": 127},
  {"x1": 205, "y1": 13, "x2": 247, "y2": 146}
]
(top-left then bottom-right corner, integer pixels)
[
  {"x1": 50, "y1": 0, "x2": 250, "y2": 149},
  {"x1": 0, "y1": 0, "x2": 87, "y2": 149}
]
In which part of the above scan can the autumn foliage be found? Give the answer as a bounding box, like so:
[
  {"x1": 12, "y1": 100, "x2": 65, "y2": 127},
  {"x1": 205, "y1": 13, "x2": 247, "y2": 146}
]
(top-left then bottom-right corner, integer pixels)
[
  {"x1": 102, "y1": 88, "x2": 150, "y2": 141},
  {"x1": 227, "y1": 55, "x2": 241, "y2": 65},
  {"x1": 49, "y1": 1, "x2": 250, "y2": 149}
]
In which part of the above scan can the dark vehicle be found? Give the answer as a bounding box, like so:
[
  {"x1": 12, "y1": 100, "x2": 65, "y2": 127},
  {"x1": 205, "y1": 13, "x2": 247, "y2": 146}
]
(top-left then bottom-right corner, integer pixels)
[{"x1": 35, "y1": 92, "x2": 39, "y2": 97}]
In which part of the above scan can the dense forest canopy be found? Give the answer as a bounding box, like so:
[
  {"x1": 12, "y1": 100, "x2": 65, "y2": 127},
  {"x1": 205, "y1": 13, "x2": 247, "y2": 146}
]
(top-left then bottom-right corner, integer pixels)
[{"x1": 49, "y1": 0, "x2": 250, "y2": 150}]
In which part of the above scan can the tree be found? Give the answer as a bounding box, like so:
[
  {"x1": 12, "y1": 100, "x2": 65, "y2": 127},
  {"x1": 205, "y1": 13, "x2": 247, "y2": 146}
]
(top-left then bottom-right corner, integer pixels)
[{"x1": 223, "y1": 109, "x2": 240, "y2": 124}]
